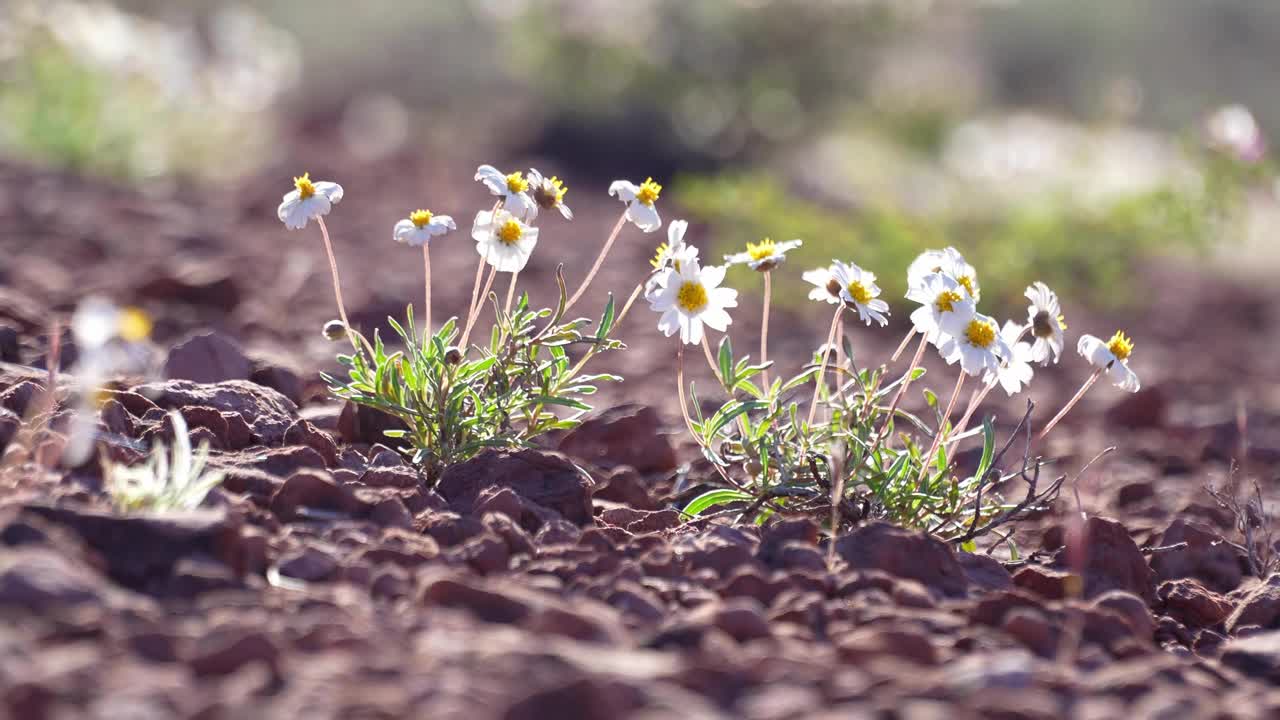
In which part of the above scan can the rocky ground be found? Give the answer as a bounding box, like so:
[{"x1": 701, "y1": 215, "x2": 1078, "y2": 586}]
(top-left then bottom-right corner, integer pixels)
[{"x1": 3, "y1": 148, "x2": 1280, "y2": 718}]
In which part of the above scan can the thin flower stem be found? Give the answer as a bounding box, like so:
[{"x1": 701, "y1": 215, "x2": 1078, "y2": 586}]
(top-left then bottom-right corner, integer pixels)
[
  {"x1": 460, "y1": 264, "x2": 497, "y2": 349},
  {"x1": 805, "y1": 307, "x2": 843, "y2": 428},
  {"x1": 891, "y1": 327, "x2": 916, "y2": 363},
  {"x1": 916, "y1": 370, "x2": 966, "y2": 488},
  {"x1": 422, "y1": 244, "x2": 432, "y2": 336},
  {"x1": 701, "y1": 335, "x2": 725, "y2": 386},
  {"x1": 677, "y1": 341, "x2": 746, "y2": 492},
  {"x1": 565, "y1": 210, "x2": 627, "y2": 312},
  {"x1": 464, "y1": 200, "x2": 503, "y2": 326},
  {"x1": 760, "y1": 271, "x2": 772, "y2": 390},
  {"x1": 953, "y1": 379, "x2": 995, "y2": 442},
  {"x1": 316, "y1": 217, "x2": 373, "y2": 357},
  {"x1": 1037, "y1": 368, "x2": 1104, "y2": 443},
  {"x1": 504, "y1": 270, "x2": 520, "y2": 317},
  {"x1": 613, "y1": 281, "x2": 645, "y2": 330},
  {"x1": 868, "y1": 334, "x2": 928, "y2": 455}
]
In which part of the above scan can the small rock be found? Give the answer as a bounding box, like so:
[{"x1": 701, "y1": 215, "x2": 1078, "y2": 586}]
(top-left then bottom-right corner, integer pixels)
[
  {"x1": 134, "y1": 379, "x2": 297, "y2": 445},
  {"x1": 1226, "y1": 573, "x2": 1280, "y2": 633},
  {"x1": 283, "y1": 419, "x2": 338, "y2": 467},
  {"x1": 249, "y1": 361, "x2": 303, "y2": 407},
  {"x1": 163, "y1": 332, "x2": 252, "y2": 384},
  {"x1": 1220, "y1": 630, "x2": 1280, "y2": 682},
  {"x1": 337, "y1": 400, "x2": 409, "y2": 447},
  {"x1": 437, "y1": 449, "x2": 594, "y2": 528},
  {"x1": 592, "y1": 466, "x2": 659, "y2": 510},
  {"x1": 277, "y1": 545, "x2": 339, "y2": 582},
  {"x1": 269, "y1": 470, "x2": 372, "y2": 522},
  {"x1": 1158, "y1": 579, "x2": 1232, "y2": 629},
  {"x1": 0, "y1": 548, "x2": 113, "y2": 610},
  {"x1": 1055, "y1": 516, "x2": 1155, "y2": 603},
  {"x1": 187, "y1": 629, "x2": 279, "y2": 678},
  {"x1": 557, "y1": 404, "x2": 677, "y2": 474},
  {"x1": 834, "y1": 522, "x2": 968, "y2": 598},
  {"x1": 1150, "y1": 519, "x2": 1244, "y2": 594}
]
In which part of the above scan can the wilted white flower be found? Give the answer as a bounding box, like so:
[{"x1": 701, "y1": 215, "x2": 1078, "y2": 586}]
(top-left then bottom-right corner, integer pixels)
[
  {"x1": 472, "y1": 208, "x2": 539, "y2": 273},
  {"x1": 803, "y1": 266, "x2": 842, "y2": 306},
  {"x1": 1207, "y1": 104, "x2": 1266, "y2": 163},
  {"x1": 277, "y1": 173, "x2": 343, "y2": 230},
  {"x1": 984, "y1": 320, "x2": 1035, "y2": 396},
  {"x1": 475, "y1": 164, "x2": 536, "y2": 219},
  {"x1": 1025, "y1": 281, "x2": 1066, "y2": 365},
  {"x1": 1078, "y1": 331, "x2": 1140, "y2": 392},
  {"x1": 528, "y1": 168, "x2": 572, "y2": 221},
  {"x1": 646, "y1": 220, "x2": 700, "y2": 302},
  {"x1": 649, "y1": 260, "x2": 737, "y2": 345},
  {"x1": 831, "y1": 261, "x2": 889, "y2": 326},
  {"x1": 609, "y1": 177, "x2": 662, "y2": 232},
  {"x1": 393, "y1": 209, "x2": 455, "y2": 247},
  {"x1": 724, "y1": 238, "x2": 802, "y2": 272},
  {"x1": 907, "y1": 273, "x2": 975, "y2": 343},
  {"x1": 940, "y1": 312, "x2": 1011, "y2": 376}
]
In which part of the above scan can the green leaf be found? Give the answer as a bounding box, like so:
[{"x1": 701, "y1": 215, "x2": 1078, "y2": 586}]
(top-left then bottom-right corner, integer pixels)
[
  {"x1": 960, "y1": 539, "x2": 977, "y2": 553},
  {"x1": 683, "y1": 488, "x2": 754, "y2": 516},
  {"x1": 923, "y1": 389, "x2": 938, "y2": 408},
  {"x1": 974, "y1": 416, "x2": 996, "y2": 482},
  {"x1": 717, "y1": 336, "x2": 734, "y2": 387},
  {"x1": 595, "y1": 293, "x2": 616, "y2": 341}
]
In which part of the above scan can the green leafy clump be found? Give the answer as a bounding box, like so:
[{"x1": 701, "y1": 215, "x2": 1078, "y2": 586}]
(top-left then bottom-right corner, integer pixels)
[
  {"x1": 326, "y1": 271, "x2": 623, "y2": 483},
  {"x1": 105, "y1": 412, "x2": 225, "y2": 513},
  {"x1": 683, "y1": 334, "x2": 1059, "y2": 551}
]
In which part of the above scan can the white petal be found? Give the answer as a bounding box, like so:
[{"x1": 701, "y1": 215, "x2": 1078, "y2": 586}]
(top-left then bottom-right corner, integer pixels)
[
  {"x1": 277, "y1": 193, "x2": 301, "y2": 227},
  {"x1": 393, "y1": 218, "x2": 418, "y2": 245},
  {"x1": 802, "y1": 268, "x2": 830, "y2": 288},
  {"x1": 627, "y1": 201, "x2": 661, "y2": 232},
  {"x1": 724, "y1": 251, "x2": 752, "y2": 266},
  {"x1": 658, "y1": 308, "x2": 681, "y2": 337},
  {"x1": 711, "y1": 286, "x2": 738, "y2": 309},
  {"x1": 609, "y1": 180, "x2": 638, "y2": 202},
  {"x1": 702, "y1": 307, "x2": 731, "y2": 332},
  {"x1": 475, "y1": 165, "x2": 507, "y2": 195},
  {"x1": 1114, "y1": 363, "x2": 1141, "y2": 393},
  {"x1": 668, "y1": 219, "x2": 688, "y2": 247},
  {"x1": 314, "y1": 181, "x2": 343, "y2": 204},
  {"x1": 558, "y1": 203, "x2": 573, "y2": 221},
  {"x1": 700, "y1": 264, "x2": 726, "y2": 289}
]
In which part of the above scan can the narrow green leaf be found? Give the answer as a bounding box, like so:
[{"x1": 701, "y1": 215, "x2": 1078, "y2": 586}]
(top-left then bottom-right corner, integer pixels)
[{"x1": 683, "y1": 489, "x2": 754, "y2": 516}]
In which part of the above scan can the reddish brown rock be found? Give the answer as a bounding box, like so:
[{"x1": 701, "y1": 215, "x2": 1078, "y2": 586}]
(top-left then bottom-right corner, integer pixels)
[
  {"x1": 834, "y1": 522, "x2": 968, "y2": 598},
  {"x1": 134, "y1": 379, "x2": 297, "y2": 445},
  {"x1": 1150, "y1": 519, "x2": 1244, "y2": 594},
  {"x1": 1158, "y1": 579, "x2": 1232, "y2": 629},
  {"x1": 269, "y1": 470, "x2": 372, "y2": 522},
  {"x1": 163, "y1": 332, "x2": 252, "y2": 384},
  {"x1": 557, "y1": 404, "x2": 677, "y2": 474},
  {"x1": 1226, "y1": 574, "x2": 1280, "y2": 633},
  {"x1": 437, "y1": 449, "x2": 594, "y2": 528}
]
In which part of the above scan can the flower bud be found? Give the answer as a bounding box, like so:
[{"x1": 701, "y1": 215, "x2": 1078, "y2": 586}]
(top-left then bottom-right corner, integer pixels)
[
  {"x1": 444, "y1": 346, "x2": 463, "y2": 365},
  {"x1": 322, "y1": 320, "x2": 347, "y2": 341}
]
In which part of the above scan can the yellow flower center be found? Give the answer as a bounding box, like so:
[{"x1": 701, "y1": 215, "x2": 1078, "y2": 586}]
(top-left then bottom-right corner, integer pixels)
[
  {"x1": 505, "y1": 172, "x2": 529, "y2": 193},
  {"x1": 410, "y1": 209, "x2": 433, "y2": 228},
  {"x1": 636, "y1": 177, "x2": 662, "y2": 206},
  {"x1": 957, "y1": 275, "x2": 978, "y2": 300},
  {"x1": 549, "y1": 176, "x2": 567, "y2": 202},
  {"x1": 497, "y1": 219, "x2": 523, "y2": 245},
  {"x1": 118, "y1": 307, "x2": 152, "y2": 342},
  {"x1": 746, "y1": 238, "x2": 776, "y2": 262},
  {"x1": 294, "y1": 172, "x2": 316, "y2": 199},
  {"x1": 1106, "y1": 330, "x2": 1134, "y2": 361},
  {"x1": 964, "y1": 319, "x2": 997, "y2": 349},
  {"x1": 934, "y1": 290, "x2": 962, "y2": 313},
  {"x1": 1058, "y1": 314, "x2": 1068, "y2": 331},
  {"x1": 846, "y1": 280, "x2": 872, "y2": 305},
  {"x1": 676, "y1": 280, "x2": 708, "y2": 313},
  {"x1": 650, "y1": 243, "x2": 669, "y2": 269}
]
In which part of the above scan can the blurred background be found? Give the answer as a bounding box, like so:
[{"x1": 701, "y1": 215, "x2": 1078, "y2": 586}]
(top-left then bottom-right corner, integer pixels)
[{"x1": 3, "y1": 0, "x2": 1279, "y2": 397}]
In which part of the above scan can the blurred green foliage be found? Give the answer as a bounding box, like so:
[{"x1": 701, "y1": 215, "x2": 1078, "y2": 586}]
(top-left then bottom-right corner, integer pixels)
[{"x1": 678, "y1": 150, "x2": 1256, "y2": 313}]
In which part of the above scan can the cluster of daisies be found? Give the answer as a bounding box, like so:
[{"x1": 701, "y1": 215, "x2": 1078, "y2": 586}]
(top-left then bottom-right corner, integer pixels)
[{"x1": 275, "y1": 166, "x2": 1140, "y2": 447}]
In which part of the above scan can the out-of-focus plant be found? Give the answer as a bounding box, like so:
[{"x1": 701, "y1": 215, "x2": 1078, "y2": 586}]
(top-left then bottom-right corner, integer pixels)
[
  {"x1": 105, "y1": 412, "x2": 224, "y2": 512},
  {"x1": 0, "y1": 1, "x2": 298, "y2": 180}
]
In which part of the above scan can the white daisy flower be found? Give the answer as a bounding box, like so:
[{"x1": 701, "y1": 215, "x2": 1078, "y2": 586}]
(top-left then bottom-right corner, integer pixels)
[
  {"x1": 609, "y1": 177, "x2": 663, "y2": 233},
  {"x1": 649, "y1": 260, "x2": 738, "y2": 345},
  {"x1": 1078, "y1": 331, "x2": 1140, "y2": 393},
  {"x1": 803, "y1": 266, "x2": 842, "y2": 305},
  {"x1": 940, "y1": 312, "x2": 1011, "y2": 377},
  {"x1": 984, "y1": 320, "x2": 1035, "y2": 396},
  {"x1": 724, "y1": 238, "x2": 803, "y2": 272},
  {"x1": 277, "y1": 173, "x2": 343, "y2": 230},
  {"x1": 475, "y1": 164, "x2": 536, "y2": 219},
  {"x1": 650, "y1": 220, "x2": 698, "y2": 270},
  {"x1": 831, "y1": 261, "x2": 889, "y2": 327},
  {"x1": 907, "y1": 247, "x2": 980, "y2": 301},
  {"x1": 472, "y1": 208, "x2": 539, "y2": 273},
  {"x1": 907, "y1": 272, "x2": 976, "y2": 343},
  {"x1": 393, "y1": 209, "x2": 456, "y2": 247},
  {"x1": 528, "y1": 168, "x2": 572, "y2": 221},
  {"x1": 1025, "y1": 281, "x2": 1066, "y2": 365}
]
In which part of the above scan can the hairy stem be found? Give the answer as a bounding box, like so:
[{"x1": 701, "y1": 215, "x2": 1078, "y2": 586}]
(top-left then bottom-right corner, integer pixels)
[
  {"x1": 565, "y1": 211, "x2": 627, "y2": 312},
  {"x1": 1038, "y1": 368, "x2": 1103, "y2": 443},
  {"x1": 504, "y1": 270, "x2": 520, "y2": 317},
  {"x1": 891, "y1": 327, "x2": 916, "y2": 363},
  {"x1": 460, "y1": 264, "x2": 497, "y2": 349},
  {"x1": 422, "y1": 244, "x2": 432, "y2": 336},
  {"x1": 316, "y1": 217, "x2": 373, "y2": 357},
  {"x1": 701, "y1": 335, "x2": 725, "y2": 386},
  {"x1": 805, "y1": 307, "x2": 843, "y2": 428},
  {"x1": 917, "y1": 370, "x2": 966, "y2": 488},
  {"x1": 868, "y1": 333, "x2": 929, "y2": 455},
  {"x1": 760, "y1": 271, "x2": 772, "y2": 390}
]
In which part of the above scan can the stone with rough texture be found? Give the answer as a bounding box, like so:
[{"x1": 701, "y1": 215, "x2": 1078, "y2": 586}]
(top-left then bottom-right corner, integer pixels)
[
  {"x1": 557, "y1": 404, "x2": 677, "y2": 474},
  {"x1": 834, "y1": 522, "x2": 968, "y2": 598},
  {"x1": 1220, "y1": 630, "x2": 1280, "y2": 682},
  {"x1": 1150, "y1": 519, "x2": 1244, "y2": 594},
  {"x1": 1054, "y1": 516, "x2": 1155, "y2": 603},
  {"x1": 1226, "y1": 574, "x2": 1280, "y2": 633},
  {"x1": 133, "y1": 379, "x2": 297, "y2": 445},
  {"x1": 438, "y1": 449, "x2": 594, "y2": 528},
  {"x1": 163, "y1": 332, "x2": 252, "y2": 384}
]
